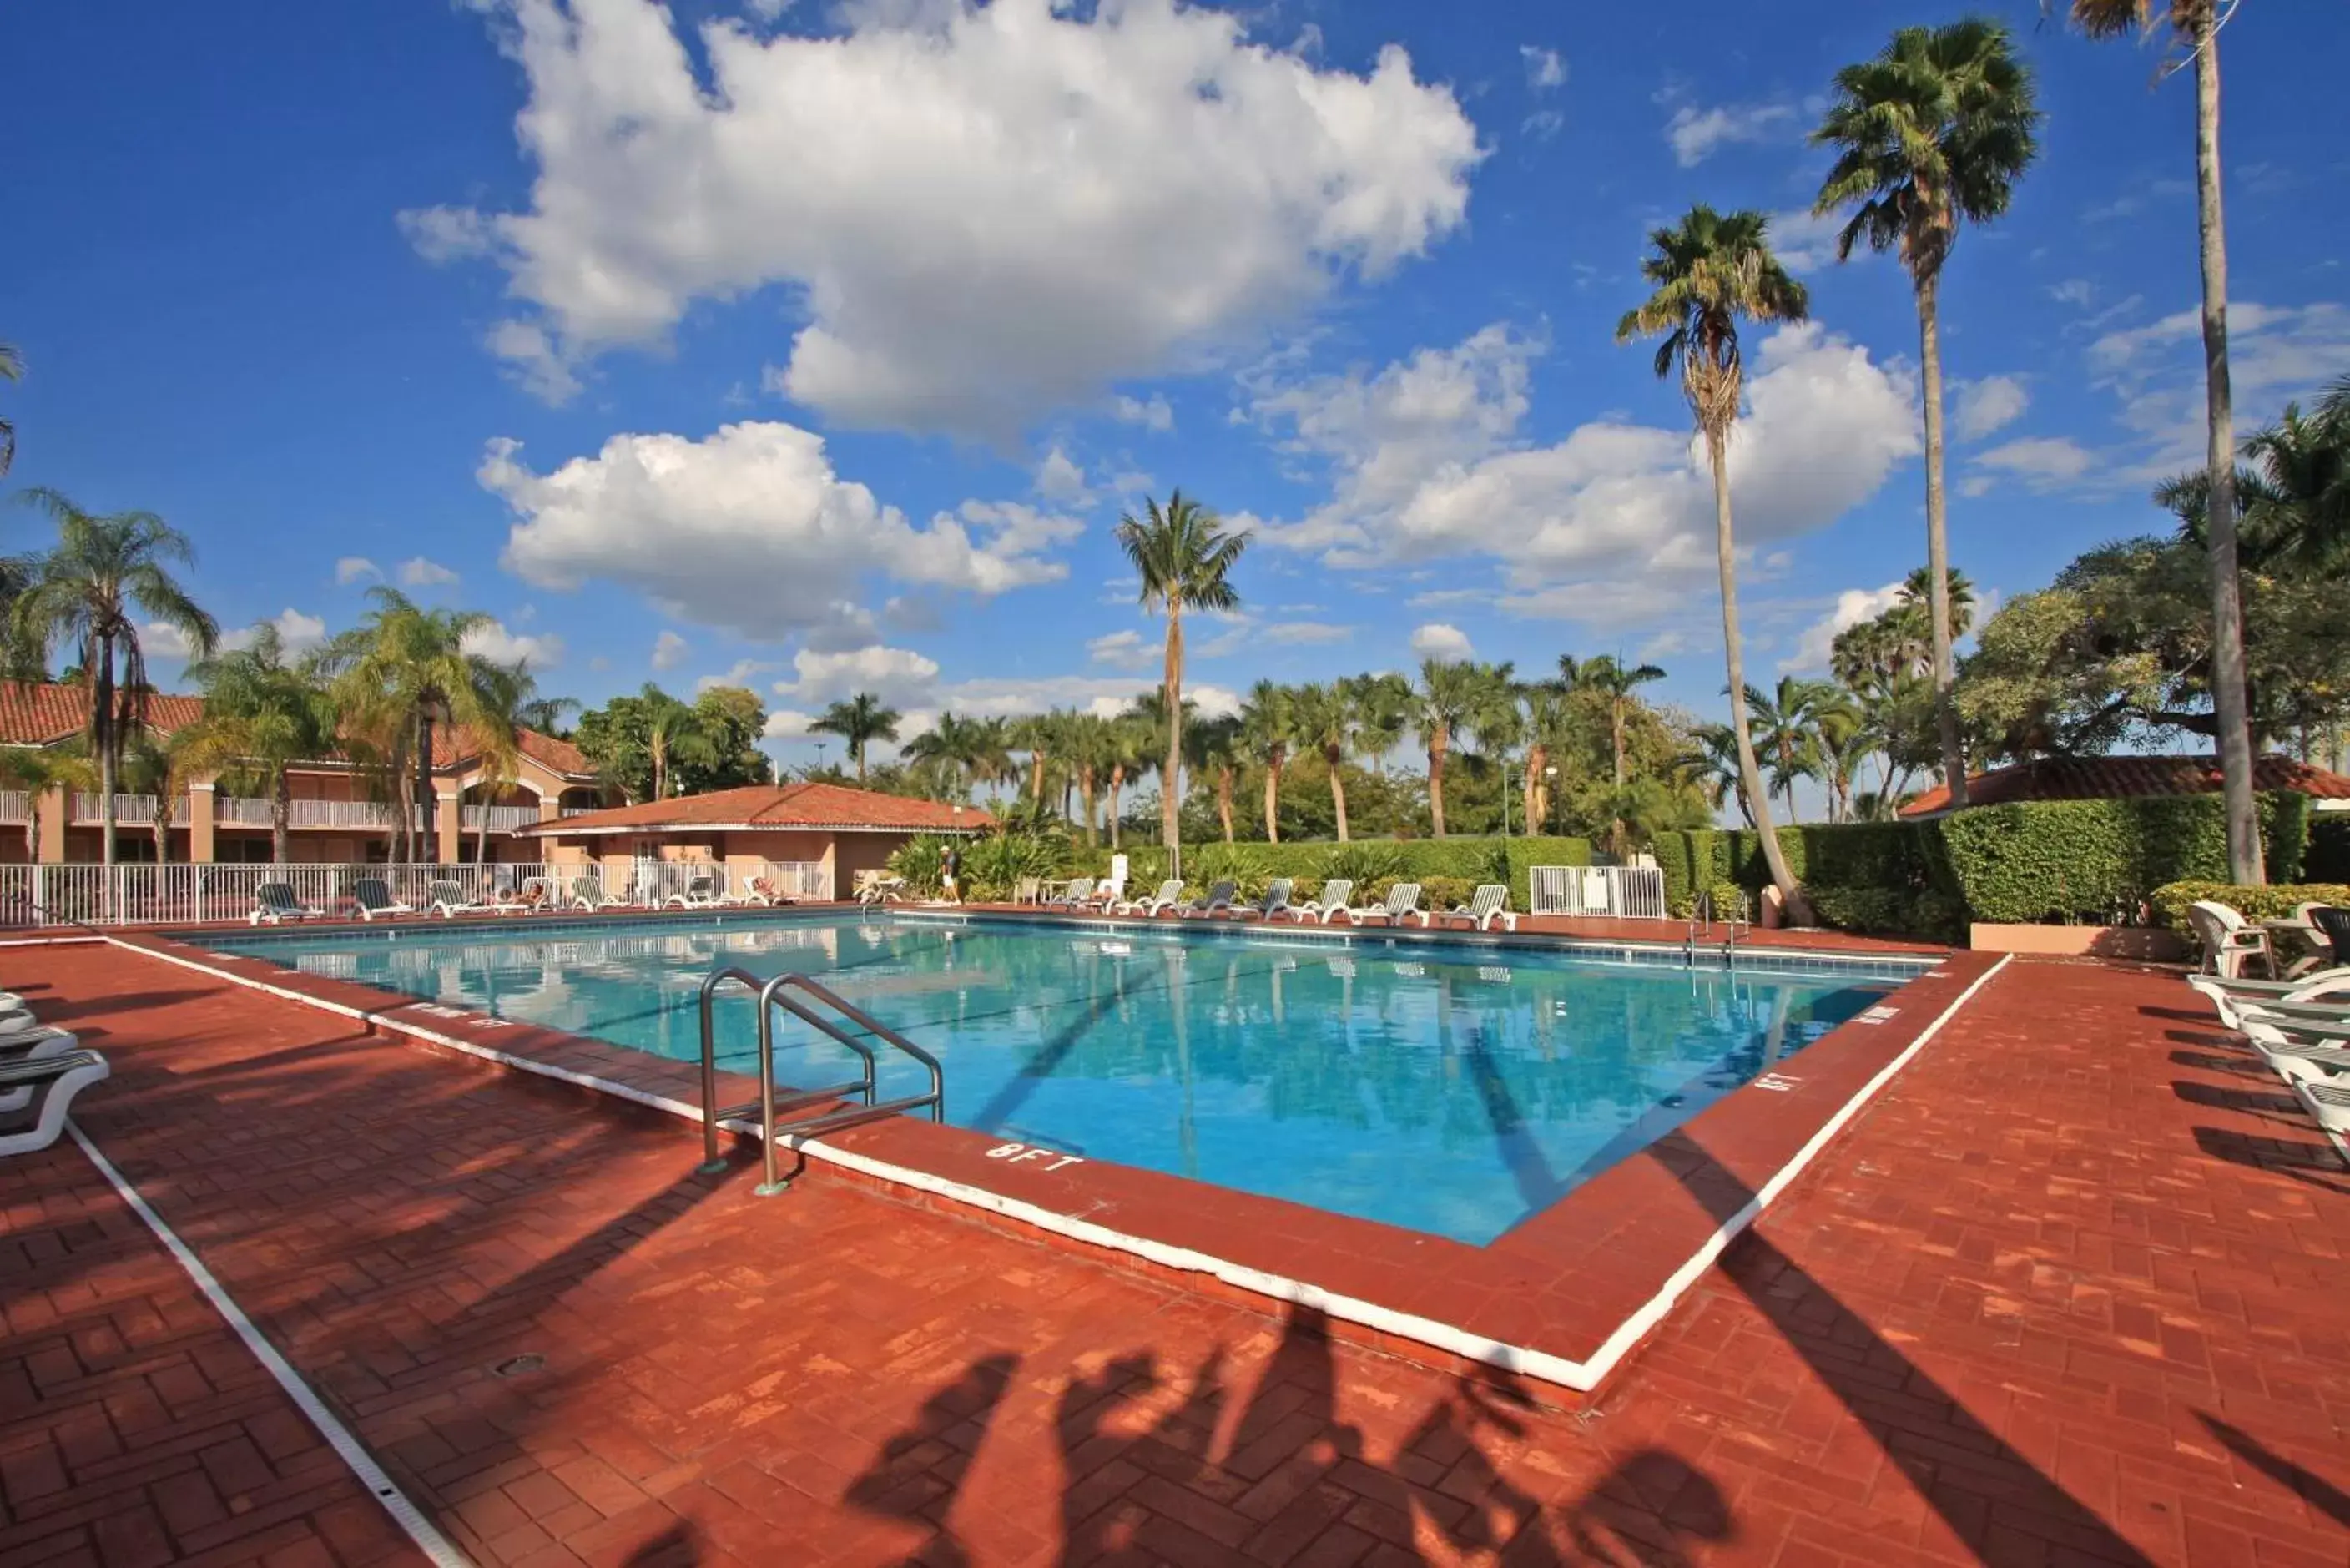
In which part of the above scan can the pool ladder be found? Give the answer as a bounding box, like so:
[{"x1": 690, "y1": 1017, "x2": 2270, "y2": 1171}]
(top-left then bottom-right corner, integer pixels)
[
  {"x1": 1683, "y1": 891, "x2": 1752, "y2": 971},
  {"x1": 697, "y1": 966, "x2": 945, "y2": 1196}
]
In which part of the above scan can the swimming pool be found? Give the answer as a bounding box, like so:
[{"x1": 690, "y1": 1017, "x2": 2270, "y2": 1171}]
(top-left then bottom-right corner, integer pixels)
[{"x1": 204, "y1": 913, "x2": 1912, "y2": 1245}]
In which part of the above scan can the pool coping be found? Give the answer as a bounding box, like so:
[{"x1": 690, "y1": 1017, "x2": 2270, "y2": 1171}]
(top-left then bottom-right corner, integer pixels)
[{"x1": 103, "y1": 910, "x2": 2000, "y2": 1395}]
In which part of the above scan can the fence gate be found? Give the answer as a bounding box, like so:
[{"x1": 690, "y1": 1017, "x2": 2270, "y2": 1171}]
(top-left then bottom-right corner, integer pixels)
[{"x1": 1527, "y1": 864, "x2": 1668, "y2": 920}]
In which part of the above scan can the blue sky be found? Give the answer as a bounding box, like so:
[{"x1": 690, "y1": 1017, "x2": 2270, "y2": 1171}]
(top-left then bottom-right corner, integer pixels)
[{"x1": 6, "y1": 0, "x2": 2345, "y2": 771}]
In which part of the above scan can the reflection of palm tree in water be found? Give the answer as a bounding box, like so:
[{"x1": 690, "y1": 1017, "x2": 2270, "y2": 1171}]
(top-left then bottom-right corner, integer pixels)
[{"x1": 1162, "y1": 945, "x2": 1196, "y2": 1177}]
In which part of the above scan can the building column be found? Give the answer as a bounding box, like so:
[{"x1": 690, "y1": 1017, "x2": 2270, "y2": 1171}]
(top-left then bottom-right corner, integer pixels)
[
  {"x1": 188, "y1": 780, "x2": 217, "y2": 865},
  {"x1": 37, "y1": 786, "x2": 67, "y2": 864},
  {"x1": 436, "y1": 793, "x2": 462, "y2": 865}
]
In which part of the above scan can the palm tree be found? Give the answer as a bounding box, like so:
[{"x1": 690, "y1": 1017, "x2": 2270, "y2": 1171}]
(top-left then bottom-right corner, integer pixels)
[
  {"x1": 1409, "y1": 656, "x2": 1486, "y2": 838},
  {"x1": 1810, "y1": 690, "x2": 1874, "y2": 824},
  {"x1": 517, "y1": 694, "x2": 581, "y2": 737},
  {"x1": 1008, "y1": 713, "x2": 1054, "y2": 806},
  {"x1": 1099, "y1": 708, "x2": 1156, "y2": 847},
  {"x1": 1114, "y1": 491, "x2": 1248, "y2": 869},
  {"x1": 1744, "y1": 677, "x2": 1838, "y2": 824},
  {"x1": 1681, "y1": 722, "x2": 1754, "y2": 828},
  {"x1": 1519, "y1": 683, "x2": 1566, "y2": 836},
  {"x1": 809, "y1": 692, "x2": 900, "y2": 785},
  {"x1": 2161, "y1": 405, "x2": 2350, "y2": 572},
  {"x1": 639, "y1": 685, "x2": 719, "y2": 801},
  {"x1": 0, "y1": 341, "x2": 21, "y2": 477},
  {"x1": 10, "y1": 489, "x2": 218, "y2": 865},
  {"x1": 1616, "y1": 206, "x2": 1808, "y2": 909},
  {"x1": 1238, "y1": 680, "x2": 1294, "y2": 843},
  {"x1": 1186, "y1": 713, "x2": 1243, "y2": 844},
  {"x1": 1288, "y1": 683, "x2": 1355, "y2": 842},
  {"x1": 1813, "y1": 19, "x2": 2040, "y2": 809},
  {"x1": 2064, "y1": 0, "x2": 2255, "y2": 880},
  {"x1": 903, "y1": 711, "x2": 1011, "y2": 804},
  {"x1": 324, "y1": 588, "x2": 516, "y2": 863},
  {"x1": 176, "y1": 623, "x2": 337, "y2": 864}
]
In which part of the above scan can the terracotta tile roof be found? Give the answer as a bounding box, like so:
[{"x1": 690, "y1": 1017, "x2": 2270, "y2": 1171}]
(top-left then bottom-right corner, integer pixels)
[
  {"x1": 521, "y1": 781, "x2": 994, "y2": 835},
  {"x1": 0, "y1": 681, "x2": 205, "y2": 744},
  {"x1": 1900, "y1": 753, "x2": 2350, "y2": 818},
  {"x1": 0, "y1": 679, "x2": 591, "y2": 779}
]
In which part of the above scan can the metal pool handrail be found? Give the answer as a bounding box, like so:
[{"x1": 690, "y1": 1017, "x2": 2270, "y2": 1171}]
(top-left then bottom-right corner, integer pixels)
[{"x1": 697, "y1": 965, "x2": 946, "y2": 1194}]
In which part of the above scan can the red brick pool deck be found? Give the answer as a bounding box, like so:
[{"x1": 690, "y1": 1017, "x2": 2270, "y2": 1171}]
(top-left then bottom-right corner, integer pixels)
[{"x1": 5, "y1": 941, "x2": 2347, "y2": 1567}]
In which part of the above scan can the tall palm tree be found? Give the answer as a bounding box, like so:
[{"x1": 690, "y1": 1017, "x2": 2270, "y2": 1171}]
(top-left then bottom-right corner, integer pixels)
[
  {"x1": 1186, "y1": 713, "x2": 1243, "y2": 844},
  {"x1": 1100, "y1": 708, "x2": 1156, "y2": 848},
  {"x1": 1616, "y1": 206, "x2": 1808, "y2": 908},
  {"x1": 1008, "y1": 713, "x2": 1054, "y2": 806},
  {"x1": 2161, "y1": 405, "x2": 2350, "y2": 572},
  {"x1": 0, "y1": 746, "x2": 93, "y2": 861},
  {"x1": 1409, "y1": 656, "x2": 1486, "y2": 838},
  {"x1": 1813, "y1": 19, "x2": 2040, "y2": 809},
  {"x1": 2065, "y1": 0, "x2": 2255, "y2": 880},
  {"x1": 1681, "y1": 722, "x2": 1754, "y2": 829},
  {"x1": 1238, "y1": 680, "x2": 1294, "y2": 843},
  {"x1": 1288, "y1": 683, "x2": 1356, "y2": 842},
  {"x1": 1577, "y1": 654, "x2": 1668, "y2": 787},
  {"x1": 1744, "y1": 677, "x2": 1838, "y2": 824},
  {"x1": 1811, "y1": 690, "x2": 1875, "y2": 824},
  {"x1": 1518, "y1": 683, "x2": 1566, "y2": 836},
  {"x1": 0, "y1": 341, "x2": 21, "y2": 477},
  {"x1": 809, "y1": 692, "x2": 900, "y2": 785},
  {"x1": 517, "y1": 694, "x2": 581, "y2": 738},
  {"x1": 639, "y1": 685, "x2": 719, "y2": 801},
  {"x1": 1114, "y1": 491, "x2": 1248, "y2": 868},
  {"x1": 324, "y1": 588, "x2": 515, "y2": 863},
  {"x1": 177, "y1": 622, "x2": 338, "y2": 865},
  {"x1": 903, "y1": 711, "x2": 1012, "y2": 804},
  {"x1": 10, "y1": 489, "x2": 218, "y2": 864}
]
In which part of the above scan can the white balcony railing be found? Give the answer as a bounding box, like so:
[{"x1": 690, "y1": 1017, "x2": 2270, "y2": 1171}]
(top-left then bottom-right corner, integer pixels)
[
  {"x1": 285, "y1": 799, "x2": 401, "y2": 830},
  {"x1": 0, "y1": 790, "x2": 28, "y2": 824},
  {"x1": 461, "y1": 804, "x2": 542, "y2": 833},
  {"x1": 71, "y1": 793, "x2": 177, "y2": 826},
  {"x1": 214, "y1": 796, "x2": 275, "y2": 826}
]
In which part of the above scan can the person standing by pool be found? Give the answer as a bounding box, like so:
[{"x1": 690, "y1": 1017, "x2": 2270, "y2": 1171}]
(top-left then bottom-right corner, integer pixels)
[{"x1": 941, "y1": 843, "x2": 962, "y2": 905}]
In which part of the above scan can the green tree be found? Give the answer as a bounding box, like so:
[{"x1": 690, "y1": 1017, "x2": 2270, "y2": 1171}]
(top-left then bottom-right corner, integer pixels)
[
  {"x1": 177, "y1": 622, "x2": 338, "y2": 864},
  {"x1": 903, "y1": 712, "x2": 1012, "y2": 804},
  {"x1": 1679, "y1": 722, "x2": 1752, "y2": 828},
  {"x1": 1409, "y1": 656, "x2": 1486, "y2": 839},
  {"x1": 2064, "y1": 0, "x2": 2256, "y2": 880},
  {"x1": 1114, "y1": 491, "x2": 1247, "y2": 867},
  {"x1": 323, "y1": 588, "x2": 517, "y2": 863},
  {"x1": 641, "y1": 685, "x2": 719, "y2": 801},
  {"x1": 1186, "y1": 713, "x2": 1243, "y2": 844},
  {"x1": 1744, "y1": 677, "x2": 1838, "y2": 824},
  {"x1": 1813, "y1": 18, "x2": 2040, "y2": 809},
  {"x1": 0, "y1": 746, "x2": 92, "y2": 861},
  {"x1": 808, "y1": 692, "x2": 901, "y2": 784},
  {"x1": 10, "y1": 489, "x2": 219, "y2": 864},
  {"x1": 1238, "y1": 680, "x2": 1295, "y2": 843},
  {"x1": 1616, "y1": 206, "x2": 1808, "y2": 909}
]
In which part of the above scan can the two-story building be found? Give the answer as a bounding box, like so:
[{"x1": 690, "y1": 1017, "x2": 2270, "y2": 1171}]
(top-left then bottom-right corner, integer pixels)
[{"x1": 0, "y1": 679, "x2": 609, "y2": 864}]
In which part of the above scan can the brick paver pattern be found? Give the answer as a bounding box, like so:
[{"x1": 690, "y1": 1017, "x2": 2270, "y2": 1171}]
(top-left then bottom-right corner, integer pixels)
[{"x1": 3, "y1": 945, "x2": 2347, "y2": 1566}]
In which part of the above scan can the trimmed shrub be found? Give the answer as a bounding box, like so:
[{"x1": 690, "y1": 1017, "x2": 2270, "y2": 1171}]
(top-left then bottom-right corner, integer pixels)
[
  {"x1": 885, "y1": 834, "x2": 946, "y2": 895},
  {"x1": 2147, "y1": 880, "x2": 2350, "y2": 930},
  {"x1": 1939, "y1": 792, "x2": 2312, "y2": 925},
  {"x1": 1502, "y1": 836, "x2": 1593, "y2": 911},
  {"x1": 1081, "y1": 834, "x2": 1582, "y2": 910},
  {"x1": 1419, "y1": 875, "x2": 1478, "y2": 915},
  {"x1": 2266, "y1": 791, "x2": 2311, "y2": 885}
]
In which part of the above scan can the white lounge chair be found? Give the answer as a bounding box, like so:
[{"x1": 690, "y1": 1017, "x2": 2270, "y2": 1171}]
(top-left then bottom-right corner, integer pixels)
[
  {"x1": 1178, "y1": 880, "x2": 1238, "y2": 919},
  {"x1": 1437, "y1": 884, "x2": 1519, "y2": 932},
  {"x1": 0, "y1": 1027, "x2": 81, "y2": 1114},
  {"x1": 427, "y1": 881, "x2": 485, "y2": 918},
  {"x1": 1116, "y1": 880, "x2": 1186, "y2": 917},
  {"x1": 1046, "y1": 877, "x2": 1096, "y2": 910},
  {"x1": 1085, "y1": 877, "x2": 1127, "y2": 911},
  {"x1": 855, "y1": 870, "x2": 907, "y2": 906},
  {"x1": 662, "y1": 874, "x2": 721, "y2": 910},
  {"x1": 1236, "y1": 879, "x2": 1294, "y2": 921},
  {"x1": 2272, "y1": 1056, "x2": 2350, "y2": 1146},
  {"x1": 250, "y1": 882, "x2": 323, "y2": 925},
  {"x1": 569, "y1": 876, "x2": 629, "y2": 911},
  {"x1": 2187, "y1": 971, "x2": 2350, "y2": 1032},
  {"x1": 351, "y1": 877, "x2": 414, "y2": 921},
  {"x1": 1290, "y1": 880, "x2": 1354, "y2": 925},
  {"x1": 2187, "y1": 900, "x2": 2273, "y2": 980},
  {"x1": 743, "y1": 875, "x2": 799, "y2": 907},
  {"x1": 1346, "y1": 883, "x2": 1428, "y2": 928},
  {"x1": 0, "y1": 1049, "x2": 110, "y2": 1158}
]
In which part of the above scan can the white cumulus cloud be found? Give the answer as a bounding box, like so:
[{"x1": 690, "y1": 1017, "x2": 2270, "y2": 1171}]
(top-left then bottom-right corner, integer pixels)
[
  {"x1": 398, "y1": 556, "x2": 460, "y2": 588},
  {"x1": 1520, "y1": 45, "x2": 1566, "y2": 91},
  {"x1": 1954, "y1": 376, "x2": 2030, "y2": 441},
  {"x1": 1972, "y1": 436, "x2": 2096, "y2": 489},
  {"x1": 1086, "y1": 628, "x2": 1153, "y2": 668},
  {"x1": 1664, "y1": 99, "x2": 1797, "y2": 167},
  {"x1": 334, "y1": 557, "x2": 381, "y2": 586},
  {"x1": 1783, "y1": 582, "x2": 1904, "y2": 674},
  {"x1": 772, "y1": 644, "x2": 942, "y2": 709},
  {"x1": 221, "y1": 608, "x2": 330, "y2": 656},
  {"x1": 481, "y1": 421, "x2": 1077, "y2": 640},
  {"x1": 462, "y1": 619, "x2": 567, "y2": 669},
  {"x1": 1409, "y1": 622, "x2": 1473, "y2": 661},
  {"x1": 651, "y1": 630, "x2": 689, "y2": 671},
  {"x1": 405, "y1": 0, "x2": 1481, "y2": 437},
  {"x1": 1112, "y1": 393, "x2": 1175, "y2": 433}
]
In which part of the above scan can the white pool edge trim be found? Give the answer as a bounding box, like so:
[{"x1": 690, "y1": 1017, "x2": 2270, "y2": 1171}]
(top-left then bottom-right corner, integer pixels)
[
  {"x1": 68, "y1": 1120, "x2": 473, "y2": 1568},
  {"x1": 111, "y1": 934, "x2": 2007, "y2": 1395}
]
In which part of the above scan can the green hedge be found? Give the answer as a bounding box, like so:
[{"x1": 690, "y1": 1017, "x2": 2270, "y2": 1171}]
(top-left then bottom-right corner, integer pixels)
[
  {"x1": 1938, "y1": 792, "x2": 2308, "y2": 925},
  {"x1": 2310, "y1": 814, "x2": 2350, "y2": 883},
  {"x1": 2147, "y1": 880, "x2": 2350, "y2": 930}
]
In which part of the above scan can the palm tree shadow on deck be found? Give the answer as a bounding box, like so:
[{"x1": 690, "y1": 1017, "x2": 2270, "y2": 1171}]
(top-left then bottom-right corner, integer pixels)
[
  {"x1": 842, "y1": 1303, "x2": 1735, "y2": 1565},
  {"x1": 1638, "y1": 1127, "x2": 2160, "y2": 1565}
]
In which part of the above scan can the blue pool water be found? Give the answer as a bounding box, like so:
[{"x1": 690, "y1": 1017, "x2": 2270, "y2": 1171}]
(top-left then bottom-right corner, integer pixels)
[{"x1": 204, "y1": 913, "x2": 1912, "y2": 1244}]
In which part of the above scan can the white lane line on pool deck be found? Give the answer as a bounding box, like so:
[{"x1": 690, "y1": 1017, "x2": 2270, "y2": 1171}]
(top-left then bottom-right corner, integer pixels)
[
  {"x1": 68, "y1": 1120, "x2": 473, "y2": 1568},
  {"x1": 1571, "y1": 952, "x2": 2015, "y2": 1389},
  {"x1": 108, "y1": 930, "x2": 2002, "y2": 1394}
]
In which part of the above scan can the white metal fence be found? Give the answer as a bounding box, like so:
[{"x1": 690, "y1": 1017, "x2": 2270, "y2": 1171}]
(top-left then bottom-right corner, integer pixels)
[
  {"x1": 1528, "y1": 864, "x2": 1668, "y2": 920},
  {"x1": 0, "y1": 858, "x2": 839, "y2": 928}
]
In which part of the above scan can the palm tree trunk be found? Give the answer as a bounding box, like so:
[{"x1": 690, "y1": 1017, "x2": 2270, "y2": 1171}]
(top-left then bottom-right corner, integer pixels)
[
  {"x1": 1427, "y1": 723, "x2": 1448, "y2": 839},
  {"x1": 416, "y1": 713, "x2": 436, "y2": 864},
  {"x1": 855, "y1": 739, "x2": 867, "y2": 786},
  {"x1": 1029, "y1": 751, "x2": 1046, "y2": 803},
  {"x1": 1108, "y1": 765, "x2": 1125, "y2": 850},
  {"x1": 1263, "y1": 753, "x2": 1282, "y2": 845},
  {"x1": 2192, "y1": 11, "x2": 2262, "y2": 885},
  {"x1": 1162, "y1": 602, "x2": 1184, "y2": 867},
  {"x1": 1709, "y1": 426, "x2": 1798, "y2": 908},
  {"x1": 97, "y1": 637, "x2": 118, "y2": 867},
  {"x1": 1326, "y1": 744, "x2": 1350, "y2": 842},
  {"x1": 1079, "y1": 769, "x2": 1097, "y2": 849},
  {"x1": 1917, "y1": 270, "x2": 1968, "y2": 809},
  {"x1": 1217, "y1": 764, "x2": 1233, "y2": 844},
  {"x1": 272, "y1": 769, "x2": 290, "y2": 865},
  {"x1": 1524, "y1": 742, "x2": 1546, "y2": 837}
]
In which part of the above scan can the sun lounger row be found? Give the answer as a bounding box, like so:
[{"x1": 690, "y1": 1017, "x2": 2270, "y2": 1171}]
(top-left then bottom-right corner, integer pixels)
[
  {"x1": 1037, "y1": 876, "x2": 1520, "y2": 931},
  {"x1": 2185, "y1": 897, "x2": 2350, "y2": 1149},
  {"x1": 0, "y1": 1001, "x2": 109, "y2": 1158},
  {"x1": 241, "y1": 870, "x2": 811, "y2": 925}
]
